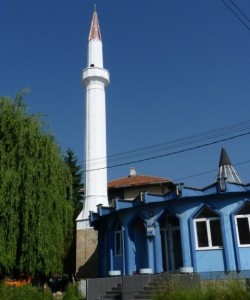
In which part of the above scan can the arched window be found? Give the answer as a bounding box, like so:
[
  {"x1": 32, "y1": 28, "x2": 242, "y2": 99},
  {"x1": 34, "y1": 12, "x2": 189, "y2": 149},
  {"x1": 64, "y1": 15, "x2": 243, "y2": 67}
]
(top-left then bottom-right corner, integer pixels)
[
  {"x1": 194, "y1": 206, "x2": 223, "y2": 250},
  {"x1": 115, "y1": 224, "x2": 122, "y2": 256},
  {"x1": 235, "y1": 202, "x2": 250, "y2": 246}
]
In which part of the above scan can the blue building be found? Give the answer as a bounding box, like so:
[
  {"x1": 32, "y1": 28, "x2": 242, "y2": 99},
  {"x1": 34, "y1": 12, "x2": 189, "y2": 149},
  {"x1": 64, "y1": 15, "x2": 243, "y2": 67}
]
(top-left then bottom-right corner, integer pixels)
[{"x1": 90, "y1": 147, "x2": 250, "y2": 279}]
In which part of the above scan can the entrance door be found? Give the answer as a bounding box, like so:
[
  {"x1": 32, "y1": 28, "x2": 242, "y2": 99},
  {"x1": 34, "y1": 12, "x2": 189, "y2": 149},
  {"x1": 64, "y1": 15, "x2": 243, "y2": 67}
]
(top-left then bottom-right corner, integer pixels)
[
  {"x1": 161, "y1": 225, "x2": 183, "y2": 271},
  {"x1": 170, "y1": 228, "x2": 183, "y2": 270}
]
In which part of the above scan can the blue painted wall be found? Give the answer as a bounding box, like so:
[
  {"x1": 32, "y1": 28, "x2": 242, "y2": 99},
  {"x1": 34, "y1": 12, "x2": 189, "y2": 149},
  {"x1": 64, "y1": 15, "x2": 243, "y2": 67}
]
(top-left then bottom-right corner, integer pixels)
[
  {"x1": 238, "y1": 248, "x2": 250, "y2": 270},
  {"x1": 91, "y1": 183, "x2": 250, "y2": 279}
]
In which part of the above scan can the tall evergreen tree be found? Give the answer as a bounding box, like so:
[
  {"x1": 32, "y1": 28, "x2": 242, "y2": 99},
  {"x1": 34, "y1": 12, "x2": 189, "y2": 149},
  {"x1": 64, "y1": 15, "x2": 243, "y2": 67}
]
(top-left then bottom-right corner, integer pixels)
[
  {"x1": 64, "y1": 149, "x2": 83, "y2": 275},
  {"x1": 0, "y1": 94, "x2": 73, "y2": 277},
  {"x1": 64, "y1": 149, "x2": 83, "y2": 219}
]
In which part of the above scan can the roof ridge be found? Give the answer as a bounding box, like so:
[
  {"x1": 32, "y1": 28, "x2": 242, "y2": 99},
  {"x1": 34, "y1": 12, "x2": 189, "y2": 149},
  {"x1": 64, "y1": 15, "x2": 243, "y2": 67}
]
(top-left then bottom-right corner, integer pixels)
[{"x1": 108, "y1": 174, "x2": 170, "y2": 183}]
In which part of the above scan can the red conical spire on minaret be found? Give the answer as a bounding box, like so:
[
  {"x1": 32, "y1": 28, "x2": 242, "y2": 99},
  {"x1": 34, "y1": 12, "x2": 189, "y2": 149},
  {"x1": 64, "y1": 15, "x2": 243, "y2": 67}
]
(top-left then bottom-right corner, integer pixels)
[{"x1": 88, "y1": 7, "x2": 101, "y2": 41}]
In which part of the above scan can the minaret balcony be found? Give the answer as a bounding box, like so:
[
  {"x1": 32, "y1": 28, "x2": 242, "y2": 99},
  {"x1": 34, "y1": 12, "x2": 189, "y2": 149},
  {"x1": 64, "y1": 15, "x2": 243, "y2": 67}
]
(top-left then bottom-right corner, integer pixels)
[{"x1": 82, "y1": 67, "x2": 110, "y2": 87}]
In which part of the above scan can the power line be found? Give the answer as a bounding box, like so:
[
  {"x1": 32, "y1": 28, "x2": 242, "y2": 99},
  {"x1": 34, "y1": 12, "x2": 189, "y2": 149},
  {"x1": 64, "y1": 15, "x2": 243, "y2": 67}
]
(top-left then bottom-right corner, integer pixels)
[
  {"x1": 228, "y1": 0, "x2": 250, "y2": 22},
  {"x1": 174, "y1": 168, "x2": 217, "y2": 182},
  {"x1": 220, "y1": 0, "x2": 250, "y2": 30},
  {"x1": 82, "y1": 120, "x2": 250, "y2": 166},
  {"x1": 83, "y1": 130, "x2": 250, "y2": 173},
  {"x1": 106, "y1": 121, "x2": 250, "y2": 164},
  {"x1": 173, "y1": 159, "x2": 250, "y2": 182}
]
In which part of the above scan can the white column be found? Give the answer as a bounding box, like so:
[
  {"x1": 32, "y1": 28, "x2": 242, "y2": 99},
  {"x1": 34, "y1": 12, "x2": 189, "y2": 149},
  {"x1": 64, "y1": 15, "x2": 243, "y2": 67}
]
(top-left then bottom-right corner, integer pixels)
[
  {"x1": 83, "y1": 67, "x2": 109, "y2": 218},
  {"x1": 76, "y1": 10, "x2": 109, "y2": 228}
]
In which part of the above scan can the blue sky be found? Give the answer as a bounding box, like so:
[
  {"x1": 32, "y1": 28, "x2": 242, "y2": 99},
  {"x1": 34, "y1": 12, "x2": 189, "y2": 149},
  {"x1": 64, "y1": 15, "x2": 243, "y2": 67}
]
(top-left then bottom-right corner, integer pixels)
[{"x1": 1, "y1": 0, "x2": 250, "y2": 187}]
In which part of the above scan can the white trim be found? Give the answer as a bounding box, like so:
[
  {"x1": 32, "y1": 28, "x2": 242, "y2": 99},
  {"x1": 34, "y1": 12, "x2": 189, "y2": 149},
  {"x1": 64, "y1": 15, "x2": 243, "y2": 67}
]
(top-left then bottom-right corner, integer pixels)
[
  {"x1": 139, "y1": 268, "x2": 152, "y2": 274},
  {"x1": 194, "y1": 217, "x2": 223, "y2": 250},
  {"x1": 235, "y1": 214, "x2": 250, "y2": 247},
  {"x1": 109, "y1": 270, "x2": 121, "y2": 276},
  {"x1": 179, "y1": 267, "x2": 193, "y2": 274}
]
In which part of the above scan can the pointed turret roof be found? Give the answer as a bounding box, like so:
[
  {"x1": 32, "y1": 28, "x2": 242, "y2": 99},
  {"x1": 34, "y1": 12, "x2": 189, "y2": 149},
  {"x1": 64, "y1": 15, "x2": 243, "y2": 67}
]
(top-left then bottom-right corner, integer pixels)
[
  {"x1": 88, "y1": 9, "x2": 101, "y2": 41},
  {"x1": 218, "y1": 147, "x2": 232, "y2": 166},
  {"x1": 215, "y1": 146, "x2": 241, "y2": 184}
]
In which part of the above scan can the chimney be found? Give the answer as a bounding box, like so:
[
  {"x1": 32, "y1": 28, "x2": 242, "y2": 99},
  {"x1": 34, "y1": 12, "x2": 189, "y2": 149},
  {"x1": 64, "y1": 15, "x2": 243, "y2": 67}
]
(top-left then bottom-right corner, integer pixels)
[{"x1": 130, "y1": 167, "x2": 136, "y2": 177}]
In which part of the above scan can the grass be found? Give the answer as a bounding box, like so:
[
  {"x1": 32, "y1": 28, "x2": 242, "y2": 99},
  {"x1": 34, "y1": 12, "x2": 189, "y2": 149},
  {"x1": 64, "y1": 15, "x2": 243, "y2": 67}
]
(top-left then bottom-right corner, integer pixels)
[{"x1": 153, "y1": 279, "x2": 250, "y2": 300}]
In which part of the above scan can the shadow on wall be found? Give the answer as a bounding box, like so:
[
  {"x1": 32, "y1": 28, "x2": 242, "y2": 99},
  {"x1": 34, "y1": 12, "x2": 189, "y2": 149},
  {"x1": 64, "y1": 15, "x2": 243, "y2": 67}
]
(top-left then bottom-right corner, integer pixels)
[{"x1": 76, "y1": 247, "x2": 98, "y2": 279}]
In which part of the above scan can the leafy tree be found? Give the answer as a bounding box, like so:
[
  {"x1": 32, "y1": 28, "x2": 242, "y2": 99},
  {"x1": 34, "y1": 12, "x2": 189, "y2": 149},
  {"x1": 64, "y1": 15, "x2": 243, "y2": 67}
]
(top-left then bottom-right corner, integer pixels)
[
  {"x1": 64, "y1": 148, "x2": 83, "y2": 219},
  {"x1": 0, "y1": 93, "x2": 73, "y2": 277},
  {"x1": 63, "y1": 149, "x2": 83, "y2": 275}
]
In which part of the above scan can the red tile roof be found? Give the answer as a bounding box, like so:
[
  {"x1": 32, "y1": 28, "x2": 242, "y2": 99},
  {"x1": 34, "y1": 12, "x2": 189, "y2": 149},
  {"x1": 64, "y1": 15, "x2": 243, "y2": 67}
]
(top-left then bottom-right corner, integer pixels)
[{"x1": 108, "y1": 174, "x2": 172, "y2": 189}]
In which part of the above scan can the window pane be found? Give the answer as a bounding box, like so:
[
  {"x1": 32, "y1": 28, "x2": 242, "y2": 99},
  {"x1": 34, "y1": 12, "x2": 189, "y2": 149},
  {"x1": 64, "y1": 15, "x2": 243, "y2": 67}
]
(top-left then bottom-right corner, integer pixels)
[
  {"x1": 115, "y1": 231, "x2": 121, "y2": 255},
  {"x1": 196, "y1": 221, "x2": 209, "y2": 247},
  {"x1": 104, "y1": 232, "x2": 107, "y2": 259},
  {"x1": 237, "y1": 203, "x2": 250, "y2": 215},
  {"x1": 237, "y1": 218, "x2": 250, "y2": 245},
  {"x1": 167, "y1": 215, "x2": 179, "y2": 227},
  {"x1": 210, "y1": 219, "x2": 223, "y2": 247},
  {"x1": 197, "y1": 207, "x2": 218, "y2": 218}
]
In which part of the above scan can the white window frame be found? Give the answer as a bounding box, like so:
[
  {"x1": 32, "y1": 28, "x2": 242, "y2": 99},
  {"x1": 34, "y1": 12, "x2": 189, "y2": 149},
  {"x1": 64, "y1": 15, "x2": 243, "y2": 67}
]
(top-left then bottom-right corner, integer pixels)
[
  {"x1": 194, "y1": 217, "x2": 223, "y2": 250},
  {"x1": 235, "y1": 214, "x2": 250, "y2": 247},
  {"x1": 115, "y1": 227, "x2": 122, "y2": 256}
]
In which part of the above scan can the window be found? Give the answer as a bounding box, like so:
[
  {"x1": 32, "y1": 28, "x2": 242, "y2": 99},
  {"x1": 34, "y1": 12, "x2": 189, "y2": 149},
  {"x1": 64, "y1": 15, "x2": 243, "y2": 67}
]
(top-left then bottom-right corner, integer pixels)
[
  {"x1": 115, "y1": 225, "x2": 122, "y2": 256},
  {"x1": 235, "y1": 203, "x2": 250, "y2": 246},
  {"x1": 103, "y1": 231, "x2": 107, "y2": 259},
  {"x1": 194, "y1": 207, "x2": 223, "y2": 250}
]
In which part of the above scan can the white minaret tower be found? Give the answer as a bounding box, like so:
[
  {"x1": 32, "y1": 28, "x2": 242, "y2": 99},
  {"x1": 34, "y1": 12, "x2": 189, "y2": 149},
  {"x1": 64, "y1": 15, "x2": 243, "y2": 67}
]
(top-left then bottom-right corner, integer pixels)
[{"x1": 77, "y1": 8, "x2": 110, "y2": 228}]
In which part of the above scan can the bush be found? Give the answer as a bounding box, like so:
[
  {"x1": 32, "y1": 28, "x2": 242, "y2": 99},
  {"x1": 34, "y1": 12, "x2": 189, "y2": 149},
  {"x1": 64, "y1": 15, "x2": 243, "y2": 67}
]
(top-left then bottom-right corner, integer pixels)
[
  {"x1": 0, "y1": 284, "x2": 53, "y2": 300},
  {"x1": 0, "y1": 281, "x2": 85, "y2": 300},
  {"x1": 63, "y1": 283, "x2": 84, "y2": 300}
]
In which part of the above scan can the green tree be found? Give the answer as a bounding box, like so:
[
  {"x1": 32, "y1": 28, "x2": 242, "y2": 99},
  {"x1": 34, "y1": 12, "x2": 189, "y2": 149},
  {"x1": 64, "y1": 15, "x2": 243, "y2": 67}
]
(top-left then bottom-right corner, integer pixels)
[
  {"x1": 64, "y1": 148, "x2": 83, "y2": 219},
  {"x1": 0, "y1": 93, "x2": 73, "y2": 277},
  {"x1": 63, "y1": 148, "x2": 83, "y2": 275}
]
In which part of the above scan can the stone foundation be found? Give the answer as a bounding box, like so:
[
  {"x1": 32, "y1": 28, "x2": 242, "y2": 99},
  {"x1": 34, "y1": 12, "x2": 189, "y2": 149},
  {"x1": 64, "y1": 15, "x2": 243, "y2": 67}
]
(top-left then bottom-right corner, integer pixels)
[{"x1": 76, "y1": 227, "x2": 98, "y2": 278}]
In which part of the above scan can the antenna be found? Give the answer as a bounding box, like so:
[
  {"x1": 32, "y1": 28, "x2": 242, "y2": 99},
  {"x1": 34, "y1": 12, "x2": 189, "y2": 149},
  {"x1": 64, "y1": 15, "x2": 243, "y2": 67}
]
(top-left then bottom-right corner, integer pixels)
[{"x1": 94, "y1": 4, "x2": 97, "y2": 11}]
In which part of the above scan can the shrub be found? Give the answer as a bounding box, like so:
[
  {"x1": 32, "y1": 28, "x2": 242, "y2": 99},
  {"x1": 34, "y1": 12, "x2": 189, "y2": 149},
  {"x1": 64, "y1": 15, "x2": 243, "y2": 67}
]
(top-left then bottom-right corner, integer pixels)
[
  {"x1": 63, "y1": 283, "x2": 84, "y2": 300},
  {"x1": 0, "y1": 284, "x2": 53, "y2": 300}
]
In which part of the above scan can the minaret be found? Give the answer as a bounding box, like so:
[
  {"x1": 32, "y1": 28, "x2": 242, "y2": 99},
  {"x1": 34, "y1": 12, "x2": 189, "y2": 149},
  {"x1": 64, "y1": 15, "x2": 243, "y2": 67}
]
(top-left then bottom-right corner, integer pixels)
[
  {"x1": 76, "y1": 9, "x2": 109, "y2": 275},
  {"x1": 77, "y1": 9, "x2": 109, "y2": 227}
]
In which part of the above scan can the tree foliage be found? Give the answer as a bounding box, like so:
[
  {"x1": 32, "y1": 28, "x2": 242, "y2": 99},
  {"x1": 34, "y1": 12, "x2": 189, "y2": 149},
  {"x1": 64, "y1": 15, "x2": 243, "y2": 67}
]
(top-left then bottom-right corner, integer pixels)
[
  {"x1": 0, "y1": 94, "x2": 73, "y2": 277},
  {"x1": 64, "y1": 148, "x2": 83, "y2": 219},
  {"x1": 63, "y1": 149, "x2": 83, "y2": 275}
]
